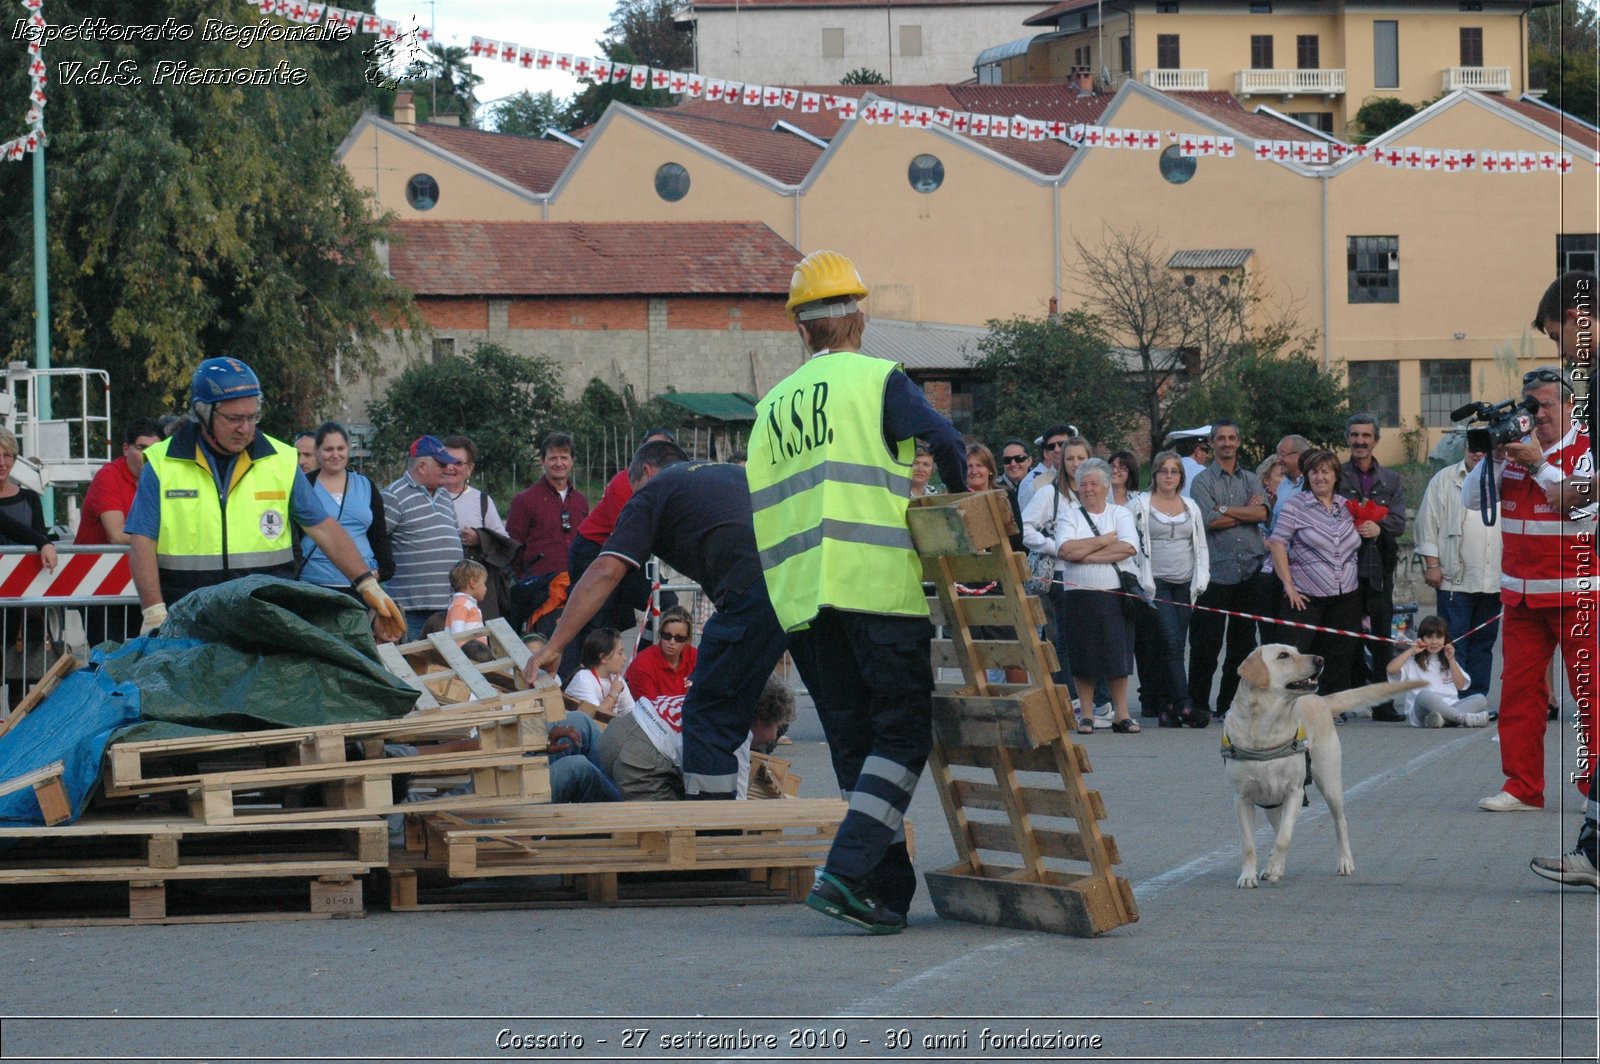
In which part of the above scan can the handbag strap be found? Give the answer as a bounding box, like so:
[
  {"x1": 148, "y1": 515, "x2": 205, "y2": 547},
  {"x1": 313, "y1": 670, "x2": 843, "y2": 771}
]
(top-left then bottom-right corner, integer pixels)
[{"x1": 1078, "y1": 505, "x2": 1100, "y2": 536}]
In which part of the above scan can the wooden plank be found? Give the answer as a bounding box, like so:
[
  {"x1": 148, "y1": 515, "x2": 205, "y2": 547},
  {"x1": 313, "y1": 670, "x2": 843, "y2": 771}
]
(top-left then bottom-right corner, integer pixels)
[
  {"x1": 0, "y1": 654, "x2": 76, "y2": 740},
  {"x1": 308, "y1": 876, "x2": 364, "y2": 915},
  {"x1": 426, "y1": 633, "x2": 500, "y2": 702},
  {"x1": 907, "y1": 491, "x2": 1008, "y2": 555},
  {"x1": 32, "y1": 776, "x2": 71, "y2": 826},
  {"x1": 0, "y1": 760, "x2": 65, "y2": 799},
  {"x1": 921, "y1": 552, "x2": 1005, "y2": 585},
  {"x1": 953, "y1": 594, "x2": 1047, "y2": 629},
  {"x1": 931, "y1": 687, "x2": 1061, "y2": 749},
  {"x1": 436, "y1": 797, "x2": 846, "y2": 834},
  {"x1": 486, "y1": 618, "x2": 533, "y2": 674},
  {"x1": 966, "y1": 819, "x2": 1121, "y2": 865},
  {"x1": 375, "y1": 642, "x2": 439, "y2": 710},
  {"x1": 924, "y1": 864, "x2": 1136, "y2": 937}
]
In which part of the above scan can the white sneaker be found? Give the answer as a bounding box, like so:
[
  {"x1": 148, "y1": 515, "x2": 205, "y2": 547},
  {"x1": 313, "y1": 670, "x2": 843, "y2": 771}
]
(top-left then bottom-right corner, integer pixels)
[
  {"x1": 1421, "y1": 711, "x2": 1445, "y2": 729},
  {"x1": 1093, "y1": 701, "x2": 1114, "y2": 729},
  {"x1": 1461, "y1": 710, "x2": 1492, "y2": 728},
  {"x1": 1478, "y1": 791, "x2": 1541, "y2": 812},
  {"x1": 1530, "y1": 848, "x2": 1600, "y2": 889}
]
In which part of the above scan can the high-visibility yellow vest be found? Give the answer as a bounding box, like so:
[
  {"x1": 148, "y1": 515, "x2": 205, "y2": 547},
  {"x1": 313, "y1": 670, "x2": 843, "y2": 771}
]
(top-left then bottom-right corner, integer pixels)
[
  {"x1": 144, "y1": 425, "x2": 297, "y2": 601},
  {"x1": 747, "y1": 351, "x2": 925, "y2": 632}
]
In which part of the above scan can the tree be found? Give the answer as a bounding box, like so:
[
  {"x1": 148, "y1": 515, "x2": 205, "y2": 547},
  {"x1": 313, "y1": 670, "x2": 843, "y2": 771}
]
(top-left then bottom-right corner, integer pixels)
[
  {"x1": 841, "y1": 68, "x2": 889, "y2": 85},
  {"x1": 366, "y1": 343, "x2": 566, "y2": 498},
  {"x1": 1069, "y1": 225, "x2": 1307, "y2": 456},
  {"x1": 423, "y1": 43, "x2": 484, "y2": 123},
  {"x1": 0, "y1": 0, "x2": 418, "y2": 437},
  {"x1": 1349, "y1": 97, "x2": 1418, "y2": 141},
  {"x1": 967, "y1": 312, "x2": 1138, "y2": 451},
  {"x1": 485, "y1": 91, "x2": 565, "y2": 138},
  {"x1": 1530, "y1": 1, "x2": 1599, "y2": 127},
  {"x1": 560, "y1": 1, "x2": 692, "y2": 128},
  {"x1": 1167, "y1": 349, "x2": 1356, "y2": 464}
]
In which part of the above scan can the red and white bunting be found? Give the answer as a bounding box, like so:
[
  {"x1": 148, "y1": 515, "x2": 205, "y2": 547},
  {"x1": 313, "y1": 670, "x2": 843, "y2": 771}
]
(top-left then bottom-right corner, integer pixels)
[
  {"x1": 634, "y1": 67, "x2": 654, "y2": 91},
  {"x1": 722, "y1": 80, "x2": 742, "y2": 103},
  {"x1": 780, "y1": 87, "x2": 799, "y2": 109},
  {"x1": 652, "y1": 68, "x2": 671, "y2": 90},
  {"x1": 686, "y1": 74, "x2": 704, "y2": 98},
  {"x1": 741, "y1": 84, "x2": 762, "y2": 106},
  {"x1": 990, "y1": 114, "x2": 1009, "y2": 139},
  {"x1": 592, "y1": 59, "x2": 612, "y2": 82},
  {"x1": 762, "y1": 86, "x2": 783, "y2": 107},
  {"x1": 1216, "y1": 136, "x2": 1236, "y2": 158},
  {"x1": 952, "y1": 112, "x2": 970, "y2": 133},
  {"x1": 837, "y1": 98, "x2": 858, "y2": 120},
  {"x1": 800, "y1": 92, "x2": 820, "y2": 114},
  {"x1": 704, "y1": 78, "x2": 725, "y2": 101}
]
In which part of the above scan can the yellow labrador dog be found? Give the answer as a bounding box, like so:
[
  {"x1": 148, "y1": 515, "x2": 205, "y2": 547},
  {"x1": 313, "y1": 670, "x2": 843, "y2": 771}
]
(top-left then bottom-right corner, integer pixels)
[{"x1": 1225, "y1": 645, "x2": 1425, "y2": 888}]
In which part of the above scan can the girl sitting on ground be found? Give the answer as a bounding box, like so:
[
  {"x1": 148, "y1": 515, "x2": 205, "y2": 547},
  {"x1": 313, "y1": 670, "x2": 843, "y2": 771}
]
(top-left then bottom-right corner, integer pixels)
[
  {"x1": 566, "y1": 627, "x2": 637, "y2": 719},
  {"x1": 1387, "y1": 614, "x2": 1493, "y2": 728}
]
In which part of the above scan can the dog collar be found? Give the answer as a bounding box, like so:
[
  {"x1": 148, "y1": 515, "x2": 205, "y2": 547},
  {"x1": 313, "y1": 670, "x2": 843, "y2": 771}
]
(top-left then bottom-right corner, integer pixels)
[{"x1": 1220, "y1": 725, "x2": 1308, "y2": 763}]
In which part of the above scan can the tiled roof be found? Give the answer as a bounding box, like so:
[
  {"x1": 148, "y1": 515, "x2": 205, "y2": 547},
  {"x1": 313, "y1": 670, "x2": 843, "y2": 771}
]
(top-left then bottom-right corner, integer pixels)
[
  {"x1": 661, "y1": 84, "x2": 1111, "y2": 175},
  {"x1": 409, "y1": 123, "x2": 577, "y2": 193},
  {"x1": 1164, "y1": 92, "x2": 1320, "y2": 142},
  {"x1": 643, "y1": 109, "x2": 825, "y2": 184},
  {"x1": 1167, "y1": 249, "x2": 1253, "y2": 270},
  {"x1": 1486, "y1": 95, "x2": 1600, "y2": 154},
  {"x1": 386, "y1": 221, "x2": 798, "y2": 296},
  {"x1": 1023, "y1": 0, "x2": 1100, "y2": 25}
]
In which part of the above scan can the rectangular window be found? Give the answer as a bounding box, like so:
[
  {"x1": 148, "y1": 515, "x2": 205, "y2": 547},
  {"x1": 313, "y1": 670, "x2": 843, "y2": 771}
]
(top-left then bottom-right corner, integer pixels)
[
  {"x1": 431, "y1": 337, "x2": 455, "y2": 364},
  {"x1": 1558, "y1": 234, "x2": 1599, "y2": 275},
  {"x1": 1347, "y1": 362, "x2": 1401, "y2": 428},
  {"x1": 1157, "y1": 34, "x2": 1180, "y2": 69},
  {"x1": 1288, "y1": 111, "x2": 1335, "y2": 133},
  {"x1": 1297, "y1": 34, "x2": 1319, "y2": 69},
  {"x1": 1156, "y1": 2, "x2": 1179, "y2": 11},
  {"x1": 821, "y1": 27, "x2": 844, "y2": 59},
  {"x1": 1120, "y1": 35, "x2": 1131, "y2": 74},
  {"x1": 1374, "y1": 21, "x2": 1399, "y2": 88},
  {"x1": 1422, "y1": 360, "x2": 1473, "y2": 427},
  {"x1": 1251, "y1": 35, "x2": 1274, "y2": 70},
  {"x1": 1460, "y1": 27, "x2": 1483, "y2": 67},
  {"x1": 899, "y1": 24, "x2": 922, "y2": 58},
  {"x1": 1250, "y1": 2, "x2": 1273, "y2": 12},
  {"x1": 1347, "y1": 235, "x2": 1400, "y2": 304}
]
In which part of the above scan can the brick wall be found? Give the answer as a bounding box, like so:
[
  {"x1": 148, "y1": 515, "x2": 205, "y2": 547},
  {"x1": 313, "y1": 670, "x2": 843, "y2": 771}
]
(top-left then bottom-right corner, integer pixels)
[
  {"x1": 507, "y1": 297, "x2": 648, "y2": 331},
  {"x1": 922, "y1": 379, "x2": 953, "y2": 417},
  {"x1": 667, "y1": 296, "x2": 793, "y2": 332},
  {"x1": 418, "y1": 298, "x2": 490, "y2": 330}
]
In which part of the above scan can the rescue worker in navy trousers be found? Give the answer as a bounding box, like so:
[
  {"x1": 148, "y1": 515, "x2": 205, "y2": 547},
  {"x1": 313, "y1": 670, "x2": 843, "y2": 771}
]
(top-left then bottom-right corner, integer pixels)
[
  {"x1": 527, "y1": 440, "x2": 790, "y2": 802},
  {"x1": 748, "y1": 250, "x2": 966, "y2": 934}
]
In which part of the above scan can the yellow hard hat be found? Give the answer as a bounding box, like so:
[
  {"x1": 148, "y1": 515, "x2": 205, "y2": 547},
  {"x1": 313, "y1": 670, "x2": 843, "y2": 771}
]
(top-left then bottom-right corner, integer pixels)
[{"x1": 786, "y1": 250, "x2": 868, "y2": 320}]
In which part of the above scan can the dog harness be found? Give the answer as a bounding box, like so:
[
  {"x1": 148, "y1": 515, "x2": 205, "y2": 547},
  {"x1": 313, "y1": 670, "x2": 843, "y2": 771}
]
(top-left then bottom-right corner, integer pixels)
[{"x1": 1221, "y1": 726, "x2": 1310, "y2": 810}]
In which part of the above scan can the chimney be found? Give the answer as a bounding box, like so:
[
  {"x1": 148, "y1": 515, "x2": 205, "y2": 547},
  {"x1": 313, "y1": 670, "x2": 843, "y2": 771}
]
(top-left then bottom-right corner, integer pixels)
[
  {"x1": 427, "y1": 112, "x2": 461, "y2": 127},
  {"x1": 1072, "y1": 66, "x2": 1096, "y2": 96},
  {"x1": 1047, "y1": 296, "x2": 1059, "y2": 322},
  {"x1": 393, "y1": 91, "x2": 415, "y2": 128}
]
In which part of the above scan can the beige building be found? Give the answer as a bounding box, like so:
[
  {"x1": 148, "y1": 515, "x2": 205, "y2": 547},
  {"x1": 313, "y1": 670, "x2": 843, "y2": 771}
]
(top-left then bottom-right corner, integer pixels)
[
  {"x1": 674, "y1": 0, "x2": 1045, "y2": 84},
  {"x1": 342, "y1": 80, "x2": 1599, "y2": 462},
  {"x1": 989, "y1": 0, "x2": 1551, "y2": 138}
]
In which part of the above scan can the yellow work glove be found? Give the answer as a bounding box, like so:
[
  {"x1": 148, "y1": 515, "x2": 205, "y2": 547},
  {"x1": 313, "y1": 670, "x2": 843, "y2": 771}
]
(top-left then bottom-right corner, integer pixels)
[
  {"x1": 139, "y1": 603, "x2": 167, "y2": 636},
  {"x1": 355, "y1": 575, "x2": 407, "y2": 643}
]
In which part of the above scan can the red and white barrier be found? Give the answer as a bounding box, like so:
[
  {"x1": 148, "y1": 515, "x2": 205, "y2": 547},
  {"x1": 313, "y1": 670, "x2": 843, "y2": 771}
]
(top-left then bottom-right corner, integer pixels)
[{"x1": 0, "y1": 549, "x2": 135, "y2": 601}]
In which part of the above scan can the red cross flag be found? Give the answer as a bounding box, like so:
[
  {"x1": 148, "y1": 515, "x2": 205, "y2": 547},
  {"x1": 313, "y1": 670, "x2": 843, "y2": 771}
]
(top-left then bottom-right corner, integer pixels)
[
  {"x1": 782, "y1": 89, "x2": 798, "y2": 108},
  {"x1": 1082, "y1": 126, "x2": 1102, "y2": 146},
  {"x1": 1028, "y1": 120, "x2": 1047, "y2": 142},
  {"x1": 287, "y1": 2, "x2": 306, "y2": 21},
  {"x1": 1291, "y1": 142, "x2": 1310, "y2": 161},
  {"x1": 1402, "y1": 147, "x2": 1423, "y2": 169},
  {"x1": 1538, "y1": 152, "x2": 1557, "y2": 171},
  {"x1": 1141, "y1": 130, "x2": 1161, "y2": 150},
  {"x1": 29, "y1": 58, "x2": 44, "y2": 79},
  {"x1": 801, "y1": 92, "x2": 820, "y2": 113},
  {"x1": 1330, "y1": 142, "x2": 1349, "y2": 159},
  {"x1": 1481, "y1": 152, "x2": 1501, "y2": 173},
  {"x1": 1385, "y1": 148, "x2": 1404, "y2": 167},
  {"x1": 1179, "y1": 136, "x2": 1198, "y2": 158},
  {"x1": 1271, "y1": 140, "x2": 1291, "y2": 161},
  {"x1": 611, "y1": 62, "x2": 630, "y2": 82},
  {"x1": 687, "y1": 76, "x2": 704, "y2": 98},
  {"x1": 1197, "y1": 136, "x2": 1216, "y2": 156},
  {"x1": 519, "y1": 48, "x2": 536, "y2": 69},
  {"x1": 1422, "y1": 149, "x2": 1441, "y2": 170},
  {"x1": 418, "y1": 26, "x2": 433, "y2": 42},
  {"x1": 723, "y1": 81, "x2": 742, "y2": 102},
  {"x1": 1069, "y1": 124, "x2": 1085, "y2": 143},
  {"x1": 1047, "y1": 119, "x2": 1065, "y2": 138},
  {"x1": 670, "y1": 73, "x2": 687, "y2": 93},
  {"x1": 6, "y1": 140, "x2": 23, "y2": 161},
  {"x1": 837, "y1": 98, "x2": 858, "y2": 120},
  {"x1": 340, "y1": 9, "x2": 358, "y2": 29},
  {"x1": 1253, "y1": 141, "x2": 1272, "y2": 160},
  {"x1": 306, "y1": 3, "x2": 325, "y2": 22},
  {"x1": 535, "y1": 51, "x2": 554, "y2": 70},
  {"x1": 1519, "y1": 151, "x2": 1538, "y2": 173},
  {"x1": 633, "y1": 67, "x2": 653, "y2": 90},
  {"x1": 1216, "y1": 137, "x2": 1236, "y2": 158},
  {"x1": 742, "y1": 84, "x2": 762, "y2": 105},
  {"x1": 897, "y1": 104, "x2": 916, "y2": 128},
  {"x1": 952, "y1": 112, "x2": 970, "y2": 133},
  {"x1": 705, "y1": 78, "x2": 725, "y2": 100},
  {"x1": 934, "y1": 107, "x2": 952, "y2": 125},
  {"x1": 26, "y1": 106, "x2": 41, "y2": 128},
  {"x1": 652, "y1": 69, "x2": 671, "y2": 90},
  {"x1": 971, "y1": 115, "x2": 990, "y2": 136},
  {"x1": 1008, "y1": 115, "x2": 1027, "y2": 138},
  {"x1": 763, "y1": 87, "x2": 782, "y2": 107},
  {"x1": 1558, "y1": 154, "x2": 1573, "y2": 174},
  {"x1": 555, "y1": 53, "x2": 574, "y2": 72},
  {"x1": 1309, "y1": 143, "x2": 1330, "y2": 164},
  {"x1": 915, "y1": 108, "x2": 934, "y2": 129},
  {"x1": 991, "y1": 115, "x2": 1009, "y2": 138},
  {"x1": 470, "y1": 37, "x2": 487, "y2": 57},
  {"x1": 574, "y1": 57, "x2": 593, "y2": 78},
  {"x1": 1442, "y1": 149, "x2": 1463, "y2": 172},
  {"x1": 1104, "y1": 128, "x2": 1124, "y2": 148},
  {"x1": 362, "y1": 13, "x2": 379, "y2": 33},
  {"x1": 594, "y1": 60, "x2": 613, "y2": 82},
  {"x1": 380, "y1": 19, "x2": 399, "y2": 41},
  {"x1": 24, "y1": 131, "x2": 38, "y2": 152}
]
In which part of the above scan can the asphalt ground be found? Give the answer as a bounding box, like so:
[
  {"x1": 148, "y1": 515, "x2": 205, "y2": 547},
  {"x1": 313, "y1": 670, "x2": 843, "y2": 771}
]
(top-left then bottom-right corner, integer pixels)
[{"x1": 2, "y1": 654, "x2": 1596, "y2": 1064}]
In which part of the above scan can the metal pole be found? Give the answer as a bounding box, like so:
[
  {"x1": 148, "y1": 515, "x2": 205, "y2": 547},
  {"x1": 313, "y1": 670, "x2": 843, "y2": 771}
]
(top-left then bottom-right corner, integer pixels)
[{"x1": 32, "y1": 140, "x2": 54, "y2": 526}]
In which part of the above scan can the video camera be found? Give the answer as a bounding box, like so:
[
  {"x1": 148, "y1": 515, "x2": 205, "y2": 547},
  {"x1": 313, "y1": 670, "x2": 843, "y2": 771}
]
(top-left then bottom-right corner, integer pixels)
[{"x1": 1450, "y1": 397, "x2": 1539, "y2": 452}]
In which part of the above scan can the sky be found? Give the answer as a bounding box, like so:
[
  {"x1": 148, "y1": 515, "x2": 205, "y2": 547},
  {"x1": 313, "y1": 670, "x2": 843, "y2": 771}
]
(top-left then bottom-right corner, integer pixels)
[{"x1": 375, "y1": 0, "x2": 624, "y2": 112}]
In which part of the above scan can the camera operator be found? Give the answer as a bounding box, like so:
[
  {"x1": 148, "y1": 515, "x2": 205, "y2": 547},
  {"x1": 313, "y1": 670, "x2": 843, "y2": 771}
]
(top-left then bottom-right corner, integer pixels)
[{"x1": 1463, "y1": 271, "x2": 1595, "y2": 824}]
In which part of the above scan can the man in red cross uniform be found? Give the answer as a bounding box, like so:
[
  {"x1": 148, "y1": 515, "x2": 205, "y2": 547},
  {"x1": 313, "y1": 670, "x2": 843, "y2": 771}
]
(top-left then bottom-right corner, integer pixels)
[{"x1": 1465, "y1": 271, "x2": 1596, "y2": 815}]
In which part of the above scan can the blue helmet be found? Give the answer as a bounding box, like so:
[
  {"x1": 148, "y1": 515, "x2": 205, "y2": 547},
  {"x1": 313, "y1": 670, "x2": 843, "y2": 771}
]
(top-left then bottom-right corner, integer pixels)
[{"x1": 191, "y1": 357, "x2": 261, "y2": 407}]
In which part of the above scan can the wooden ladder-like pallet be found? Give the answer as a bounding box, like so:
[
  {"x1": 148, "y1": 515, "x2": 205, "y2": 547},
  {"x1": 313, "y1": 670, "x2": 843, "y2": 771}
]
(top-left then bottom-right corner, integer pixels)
[
  {"x1": 907, "y1": 490, "x2": 1138, "y2": 937},
  {"x1": 376, "y1": 618, "x2": 533, "y2": 710}
]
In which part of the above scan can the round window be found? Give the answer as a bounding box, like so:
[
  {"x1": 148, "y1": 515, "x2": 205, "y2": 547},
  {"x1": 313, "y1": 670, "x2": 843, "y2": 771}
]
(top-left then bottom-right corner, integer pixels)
[
  {"x1": 1158, "y1": 146, "x2": 1196, "y2": 185},
  {"x1": 908, "y1": 153, "x2": 945, "y2": 193},
  {"x1": 655, "y1": 162, "x2": 690, "y2": 202},
  {"x1": 405, "y1": 174, "x2": 439, "y2": 210}
]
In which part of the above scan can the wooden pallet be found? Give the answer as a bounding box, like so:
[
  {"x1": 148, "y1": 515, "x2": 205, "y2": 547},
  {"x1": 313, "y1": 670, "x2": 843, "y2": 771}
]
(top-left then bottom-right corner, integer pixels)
[
  {"x1": 0, "y1": 759, "x2": 71, "y2": 826},
  {"x1": 376, "y1": 619, "x2": 534, "y2": 709},
  {"x1": 0, "y1": 814, "x2": 384, "y2": 926},
  {"x1": 747, "y1": 752, "x2": 802, "y2": 799},
  {"x1": 908, "y1": 490, "x2": 1139, "y2": 938},
  {"x1": 103, "y1": 687, "x2": 560, "y2": 799},
  {"x1": 382, "y1": 851, "x2": 811, "y2": 911},
  {"x1": 0, "y1": 653, "x2": 77, "y2": 740}
]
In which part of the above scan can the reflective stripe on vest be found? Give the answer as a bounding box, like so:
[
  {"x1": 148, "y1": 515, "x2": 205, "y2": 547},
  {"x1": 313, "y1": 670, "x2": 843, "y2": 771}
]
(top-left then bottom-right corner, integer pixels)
[
  {"x1": 747, "y1": 351, "x2": 926, "y2": 632},
  {"x1": 145, "y1": 433, "x2": 297, "y2": 575},
  {"x1": 1500, "y1": 434, "x2": 1596, "y2": 609}
]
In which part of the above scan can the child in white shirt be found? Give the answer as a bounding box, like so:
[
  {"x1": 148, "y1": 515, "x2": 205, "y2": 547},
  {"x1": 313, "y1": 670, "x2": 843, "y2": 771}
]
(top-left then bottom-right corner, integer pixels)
[
  {"x1": 565, "y1": 627, "x2": 637, "y2": 718},
  {"x1": 1387, "y1": 614, "x2": 1493, "y2": 728}
]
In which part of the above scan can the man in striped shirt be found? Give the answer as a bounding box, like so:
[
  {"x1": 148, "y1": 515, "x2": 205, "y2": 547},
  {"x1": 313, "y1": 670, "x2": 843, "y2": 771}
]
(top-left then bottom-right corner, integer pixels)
[{"x1": 382, "y1": 435, "x2": 465, "y2": 641}]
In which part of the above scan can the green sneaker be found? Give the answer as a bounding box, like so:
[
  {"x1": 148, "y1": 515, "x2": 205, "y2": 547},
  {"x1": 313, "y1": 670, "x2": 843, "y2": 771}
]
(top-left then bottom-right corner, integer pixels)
[{"x1": 805, "y1": 871, "x2": 907, "y2": 934}]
